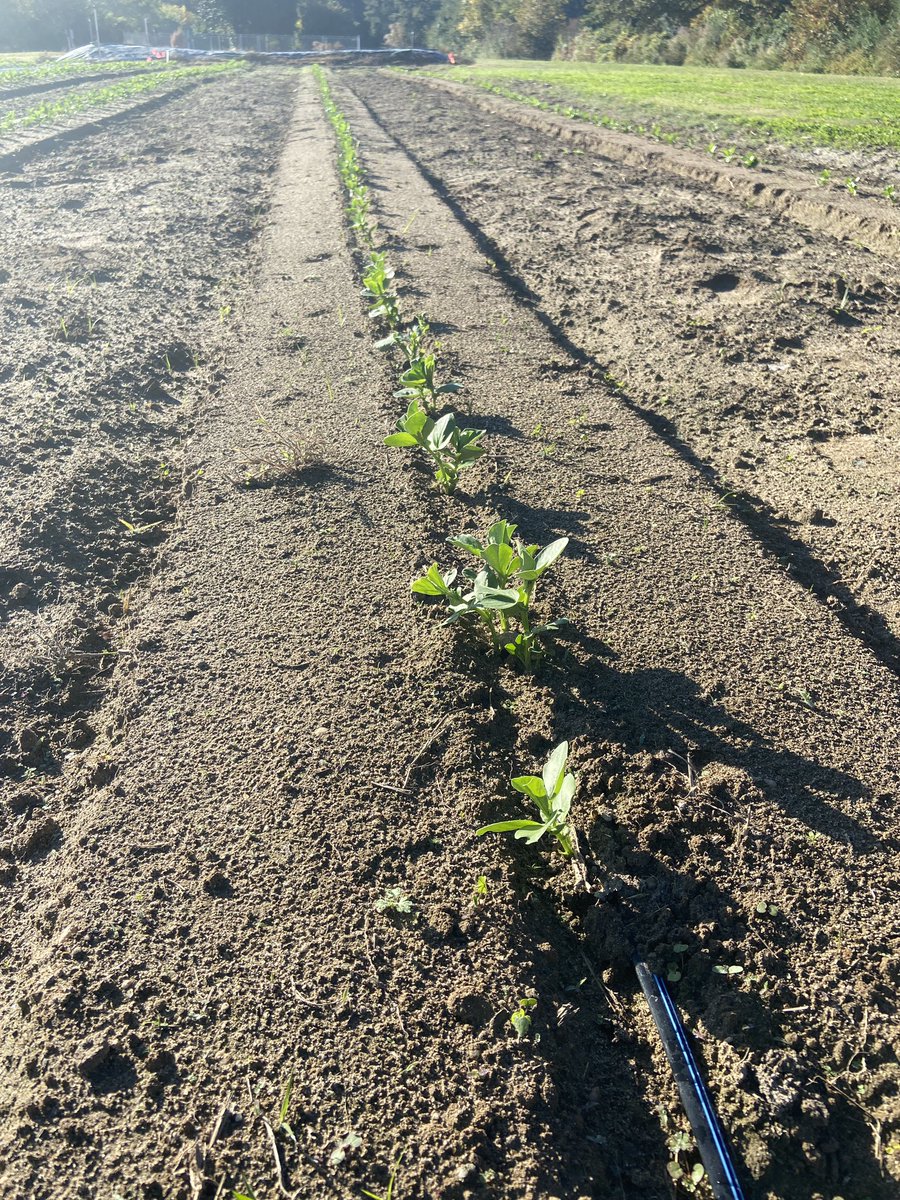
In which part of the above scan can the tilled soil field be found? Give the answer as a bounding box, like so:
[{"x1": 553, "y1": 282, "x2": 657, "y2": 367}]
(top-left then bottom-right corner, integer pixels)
[{"x1": 0, "y1": 66, "x2": 898, "y2": 1200}]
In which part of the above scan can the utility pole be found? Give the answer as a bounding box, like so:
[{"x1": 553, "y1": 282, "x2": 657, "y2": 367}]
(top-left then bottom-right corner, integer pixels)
[{"x1": 92, "y1": 7, "x2": 100, "y2": 45}]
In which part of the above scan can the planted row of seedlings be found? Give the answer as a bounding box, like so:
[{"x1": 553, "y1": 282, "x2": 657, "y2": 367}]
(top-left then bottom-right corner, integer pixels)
[
  {"x1": 314, "y1": 68, "x2": 583, "y2": 900},
  {"x1": 0, "y1": 62, "x2": 242, "y2": 138},
  {"x1": 314, "y1": 66, "x2": 570, "y2": 680},
  {"x1": 313, "y1": 70, "x2": 740, "y2": 1198}
]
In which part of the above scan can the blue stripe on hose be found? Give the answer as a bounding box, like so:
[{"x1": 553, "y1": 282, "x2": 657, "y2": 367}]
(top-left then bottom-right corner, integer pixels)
[{"x1": 652, "y1": 973, "x2": 745, "y2": 1200}]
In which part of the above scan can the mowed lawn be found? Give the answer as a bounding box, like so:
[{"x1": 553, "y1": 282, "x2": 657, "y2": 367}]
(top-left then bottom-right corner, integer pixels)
[{"x1": 433, "y1": 58, "x2": 900, "y2": 150}]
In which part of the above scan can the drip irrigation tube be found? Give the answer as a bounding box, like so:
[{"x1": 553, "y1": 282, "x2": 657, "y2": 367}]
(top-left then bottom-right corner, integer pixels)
[{"x1": 635, "y1": 961, "x2": 746, "y2": 1200}]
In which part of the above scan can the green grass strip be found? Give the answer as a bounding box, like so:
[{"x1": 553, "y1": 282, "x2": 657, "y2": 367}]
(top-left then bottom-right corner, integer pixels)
[{"x1": 427, "y1": 59, "x2": 900, "y2": 152}]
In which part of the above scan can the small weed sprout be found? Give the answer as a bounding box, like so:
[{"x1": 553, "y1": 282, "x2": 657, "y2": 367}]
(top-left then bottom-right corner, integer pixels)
[
  {"x1": 478, "y1": 741, "x2": 577, "y2": 856},
  {"x1": 411, "y1": 520, "x2": 569, "y2": 672},
  {"x1": 667, "y1": 1131, "x2": 706, "y2": 1193},
  {"x1": 374, "y1": 886, "x2": 414, "y2": 915},
  {"x1": 845, "y1": 175, "x2": 859, "y2": 196},
  {"x1": 330, "y1": 1131, "x2": 363, "y2": 1166},
  {"x1": 276, "y1": 1071, "x2": 296, "y2": 1143},
  {"x1": 235, "y1": 406, "x2": 319, "y2": 485},
  {"x1": 362, "y1": 1153, "x2": 404, "y2": 1200},
  {"x1": 385, "y1": 401, "x2": 485, "y2": 493},
  {"x1": 117, "y1": 517, "x2": 162, "y2": 536}
]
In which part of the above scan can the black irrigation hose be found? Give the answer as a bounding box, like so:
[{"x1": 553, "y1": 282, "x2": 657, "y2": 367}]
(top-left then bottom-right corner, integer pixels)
[{"x1": 635, "y1": 962, "x2": 746, "y2": 1200}]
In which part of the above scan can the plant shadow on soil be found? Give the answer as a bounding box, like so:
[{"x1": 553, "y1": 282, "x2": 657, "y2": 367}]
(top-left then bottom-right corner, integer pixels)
[
  {"x1": 238, "y1": 462, "x2": 353, "y2": 492},
  {"x1": 365, "y1": 107, "x2": 900, "y2": 680},
  {"x1": 427, "y1": 629, "x2": 890, "y2": 1198}
]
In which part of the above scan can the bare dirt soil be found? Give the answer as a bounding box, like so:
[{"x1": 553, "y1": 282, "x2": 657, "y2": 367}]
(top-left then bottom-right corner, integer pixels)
[
  {"x1": 0, "y1": 65, "x2": 898, "y2": 1200},
  {"x1": 352, "y1": 71, "x2": 900, "y2": 666}
]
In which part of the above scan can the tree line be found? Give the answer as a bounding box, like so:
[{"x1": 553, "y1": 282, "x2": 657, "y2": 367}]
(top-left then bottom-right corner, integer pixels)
[{"x1": 2, "y1": 0, "x2": 899, "y2": 74}]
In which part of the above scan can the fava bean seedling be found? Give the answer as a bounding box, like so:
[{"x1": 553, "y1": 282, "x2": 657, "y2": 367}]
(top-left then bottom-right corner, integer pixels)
[{"x1": 412, "y1": 521, "x2": 569, "y2": 671}]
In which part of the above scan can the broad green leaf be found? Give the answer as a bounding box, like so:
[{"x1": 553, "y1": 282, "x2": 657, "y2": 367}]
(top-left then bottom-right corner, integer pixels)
[
  {"x1": 533, "y1": 616, "x2": 569, "y2": 635},
  {"x1": 411, "y1": 564, "x2": 455, "y2": 596},
  {"x1": 437, "y1": 381, "x2": 463, "y2": 394},
  {"x1": 384, "y1": 432, "x2": 418, "y2": 447},
  {"x1": 510, "y1": 1010, "x2": 532, "y2": 1039},
  {"x1": 482, "y1": 541, "x2": 520, "y2": 581},
  {"x1": 535, "y1": 537, "x2": 569, "y2": 574},
  {"x1": 510, "y1": 774, "x2": 547, "y2": 801},
  {"x1": 515, "y1": 821, "x2": 552, "y2": 844},
  {"x1": 399, "y1": 366, "x2": 427, "y2": 386},
  {"x1": 430, "y1": 412, "x2": 455, "y2": 447},
  {"x1": 553, "y1": 773, "x2": 576, "y2": 819},
  {"x1": 475, "y1": 588, "x2": 521, "y2": 610},
  {"x1": 487, "y1": 519, "x2": 516, "y2": 545},
  {"x1": 542, "y1": 742, "x2": 569, "y2": 798},
  {"x1": 447, "y1": 534, "x2": 483, "y2": 557},
  {"x1": 476, "y1": 819, "x2": 543, "y2": 835}
]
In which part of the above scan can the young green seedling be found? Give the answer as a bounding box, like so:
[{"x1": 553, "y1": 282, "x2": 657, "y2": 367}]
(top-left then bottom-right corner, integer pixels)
[
  {"x1": 394, "y1": 352, "x2": 461, "y2": 413},
  {"x1": 411, "y1": 521, "x2": 569, "y2": 671},
  {"x1": 509, "y1": 997, "x2": 537, "y2": 1040},
  {"x1": 375, "y1": 314, "x2": 430, "y2": 362},
  {"x1": 348, "y1": 191, "x2": 373, "y2": 242},
  {"x1": 361, "y1": 251, "x2": 400, "y2": 328},
  {"x1": 384, "y1": 401, "x2": 484, "y2": 493},
  {"x1": 477, "y1": 741, "x2": 577, "y2": 856}
]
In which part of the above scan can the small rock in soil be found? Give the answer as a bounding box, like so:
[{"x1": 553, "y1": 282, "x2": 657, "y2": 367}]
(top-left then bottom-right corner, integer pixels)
[
  {"x1": 67, "y1": 720, "x2": 95, "y2": 749},
  {"x1": 202, "y1": 870, "x2": 233, "y2": 899},
  {"x1": 17, "y1": 726, "x2": 43, "y2": 754},
  {"x1": 77, "y1": 1038, "x2": 114, "y2": 1078}
]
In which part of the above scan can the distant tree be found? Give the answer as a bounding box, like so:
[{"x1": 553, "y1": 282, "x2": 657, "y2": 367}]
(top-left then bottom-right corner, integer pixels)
[
  {"x1": 212, "y1": 0, "x2": 297, "y2": 32},
  {"x1": 516, "y1": 0, "x2": 566, "y2": 55},
  {"x1": 789, "y1": 0, "x2": 891, "y2": 38},
  {"x1": 584, "y1": 0, "x2": 704, "y2": 30},
  {"x1": 1, "y1": 0, "x2": 94, "y2": 49},
  {"x1": 427, "y1": 0, "x2": 463, "y2": 48},
  {"x1": 360, "y1": 0, "x2": 442, "y2": 44},
  {"x1": 297, "y1": 0, "x2": 366, "y2": 37}
]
